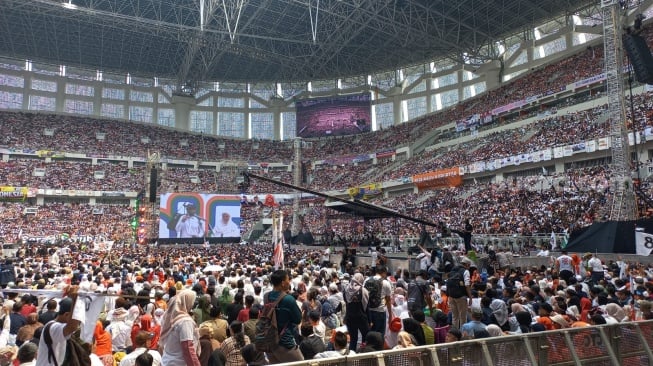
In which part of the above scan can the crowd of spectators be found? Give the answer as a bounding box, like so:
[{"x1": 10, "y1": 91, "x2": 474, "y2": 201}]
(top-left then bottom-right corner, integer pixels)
[
  {"x1": 2, "y1": 27, "x2": 653, "y2": 245},
  {"x1": 0, "y1": 238, "x2": 650, "y2": 365},
  {"x1": 0, "y1": 202, "x2": 134, "y2": 243}
]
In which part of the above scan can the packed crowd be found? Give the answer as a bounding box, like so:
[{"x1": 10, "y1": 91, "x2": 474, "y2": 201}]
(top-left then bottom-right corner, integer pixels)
[
  {"x1": 0, "y1": 203, "x2": 135, "y2": 244},
  {"x1": 0, "y1": 241, "x2": 650, "y2": 365},
  {"x1": 3, "y1": 25, "x2": 648, "y2": 172},
  {"x1": 0, "y1": 162, "x2": 622, "y2": 245},
  {"x1": 4, "y1": 82, "x2": 652, "y2": 194}
]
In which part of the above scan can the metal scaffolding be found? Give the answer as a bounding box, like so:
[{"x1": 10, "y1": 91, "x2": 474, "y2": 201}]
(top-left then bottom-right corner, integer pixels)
[{"x1": 601, "y1": 0, "x2": 636, "y2": 221}]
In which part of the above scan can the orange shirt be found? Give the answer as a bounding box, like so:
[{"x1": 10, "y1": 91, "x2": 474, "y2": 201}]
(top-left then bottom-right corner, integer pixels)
[{"x1": 537, "y1": 316, "x2": 555, "y2": 331}]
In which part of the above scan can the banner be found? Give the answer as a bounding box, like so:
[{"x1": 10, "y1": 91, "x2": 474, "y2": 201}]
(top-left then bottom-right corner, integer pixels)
[
  {"x1": 412, "y1": 167, "x2": 462, "y2": 189},
  {"x1": 0, "y1": 187, "x2": 28, "y2": 200},
  {"x1": 635, "y1": 231, "x2": 653, "y2": 256},
  {"x1": 347, "y1": 183, "x2": 383, "y2": 200},
  {"x1": 375, "y1": 149, "x2": 395, "y2": 159},
  {"x1": 598, "y1": 137, "x2": 610, "y2": 150},
  {"x1": 273, "y1": 213, "x2": 284, "y2": 270}
]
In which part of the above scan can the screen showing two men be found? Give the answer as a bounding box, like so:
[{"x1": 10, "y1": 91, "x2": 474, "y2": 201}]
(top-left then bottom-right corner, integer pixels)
[{"x1": 158, "y1": 193, "x2": 241, "y2": 240}]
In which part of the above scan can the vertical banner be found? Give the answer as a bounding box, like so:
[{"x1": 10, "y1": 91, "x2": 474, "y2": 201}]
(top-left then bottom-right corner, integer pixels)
[{"x1": 273, "y1": 212, "x2": 285, "y2": 269}]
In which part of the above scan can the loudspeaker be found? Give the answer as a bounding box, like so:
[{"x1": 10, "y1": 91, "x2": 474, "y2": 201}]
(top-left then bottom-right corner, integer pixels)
[
  {"x1": 623, "y1": 33, "x2": 653, "y2": 84},
  {"x1": 149, "y1": 168, "x2": 157, "y2": 203}
]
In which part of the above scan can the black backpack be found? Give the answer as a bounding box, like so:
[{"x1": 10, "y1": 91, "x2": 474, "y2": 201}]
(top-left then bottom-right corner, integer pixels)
[
  {"x1": 364, "y1": 277, "x2": 383, "y2": 309},
  {"x1": 43, "y1": 322, "x2": 91, "y2": 366},
  {"x1": 345, "y1": 288, "x2": 367, "y2": 321},
  {"x1": 445, "y1": 266, "x2": 467, "y2": 298}
]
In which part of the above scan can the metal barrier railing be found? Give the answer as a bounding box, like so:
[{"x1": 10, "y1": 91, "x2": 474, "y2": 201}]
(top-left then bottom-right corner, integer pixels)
[{"x1": 279, "y1": 320, "x2": 653, "y2": 366}]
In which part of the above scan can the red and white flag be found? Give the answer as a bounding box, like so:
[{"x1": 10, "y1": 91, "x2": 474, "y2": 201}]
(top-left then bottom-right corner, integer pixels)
[{"x1": 273, "y1": 212, "x2": 284, "y2": 270}]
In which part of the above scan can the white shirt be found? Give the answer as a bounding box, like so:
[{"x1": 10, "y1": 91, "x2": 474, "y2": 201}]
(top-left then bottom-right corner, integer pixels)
[
  {"x1": 557, "y1": 255, "x2": 574, "y2": 272},
  {"x1": 175, "y1": 215, "x2": 205, "y2": 238},
  {"x1": 161, "y1": 319, "x2": 199, "y2": 365},
  {"x1": 588, "y1": 257, "x2": 603, "y2": 272},
  {"x1": 365, "y1": 275, "x2": 393, "y2": 312},
  {"x1": 417, "y1": 253, "x2": 431, "y2": 271},
  {"x1": 107, "y1": 320, "x2": 132, "y2": 352},
  {"x1": 119, "y1": 348, "x2": 162, "y2": 366},
  {"x1": 35, "y1": 322, "x2": 68, "y2": 366},
  {"x1": 212, "y1": 220, "x2": 240, "y2": 238}
]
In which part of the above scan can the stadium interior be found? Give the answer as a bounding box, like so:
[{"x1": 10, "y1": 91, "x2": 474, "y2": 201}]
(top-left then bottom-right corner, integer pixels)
[{"x1": 0, "y1": 0, "x2": 651, "y2": 250}]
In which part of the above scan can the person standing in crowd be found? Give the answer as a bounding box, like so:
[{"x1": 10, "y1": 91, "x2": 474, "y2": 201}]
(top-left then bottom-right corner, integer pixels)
[
  {"x1": 448, "y1": 258, "x2": 473, "y2": 330},
  {"x1": 367, "y1": 266, "x2": 393, "y2": 338},
  {"x1": 119, "y1": 331, "x2": 162, "y2": 366},
  {"x1": 9, "y1": 302, "x2": 26, "y2": 346},
  {"x1": 159, "y1": 290, "x2": 201, "y2": 366},
  {"x1": 265, "y1": 269, "x2": 303, "y2": 364},
  {"x1": 35, "y1": 288, "x2": 79, "y2": 365},
  {"x1": 344, "y1": 272, "x2": 369, "y2": 351},
  {"x1": 220, "y1": 321, "x2": 250, "y2": 366},
  {"x1": 93, "y1": 320, "x2": 114, "y2": 366},
  {"x1": 556, "y1": 250, "x2": 575, "y2": 284},
  {"x1": 585, "y1": 252, "x2": 604, "y2": 285},
  {"x1": 16, "y1": 313, "x2": 41, "y2": 347},
  {"x1": 407, "y1": 270, "x2": 433, "y2": 317},
  {"x1": 107, "y1": 307, "x2": 132, "y2": 353},
  {"x1": 452, "y1": 219, "x2": 473, "y2": 253},
  {"x1": 38, "y1": 300, "x2": 58, "y2": 325}
]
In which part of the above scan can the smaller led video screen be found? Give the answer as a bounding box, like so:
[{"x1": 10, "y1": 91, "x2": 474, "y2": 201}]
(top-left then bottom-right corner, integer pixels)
[{"x1": 296, "y1": 93, "x2": 371, "y2": 138}]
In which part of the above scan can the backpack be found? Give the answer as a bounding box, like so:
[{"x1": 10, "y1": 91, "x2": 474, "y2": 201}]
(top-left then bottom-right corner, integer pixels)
[
  {"x1": 407, "y1": 279, "x2": 427, "y2": 312},
  {"x1": 254, "y1": 292, "x2": 287, "y2": 353},
  {"x1": 364, "y1": 277, "x2": 383, "y2": 309},
  {"x1": 445, "y1": 266, "x2": 467, "y2": 299},
  {"x1": 345, "y1": 288, "x2": 367, "y2": 321},
  {"x1": 44, "y1": 322, "x2": 92, "y2": 366},
  {"x1": 320, "y1": 301, "x2": 339, "y2": 329}
]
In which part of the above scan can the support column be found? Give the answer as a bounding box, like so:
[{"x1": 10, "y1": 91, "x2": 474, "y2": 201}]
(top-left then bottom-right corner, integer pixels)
[{"x1": 172, "y1": 95, "x2": 196, "y2": 131}]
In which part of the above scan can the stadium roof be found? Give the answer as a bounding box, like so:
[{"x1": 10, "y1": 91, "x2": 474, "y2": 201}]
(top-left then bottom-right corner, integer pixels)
[{"x1": 0, "y1": 0, "x2": 596, "y2": 84}]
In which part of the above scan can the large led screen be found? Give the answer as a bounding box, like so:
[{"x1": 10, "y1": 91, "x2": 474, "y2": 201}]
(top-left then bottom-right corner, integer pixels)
[
  {"x1": 159, "y1": 193, "x2": 241, "y2": 243},
  {"x1": 295, "y1": 93, "x2": 371, "y2": 138}
]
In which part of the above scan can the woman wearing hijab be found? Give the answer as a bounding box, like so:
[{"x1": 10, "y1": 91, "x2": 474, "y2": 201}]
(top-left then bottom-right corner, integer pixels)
[
  {"x1": 219, "y1": 288, "x2": 233, "y2": 317},
  {"x1": 93, "y1": 320, "x2": 114, "y2": 366},
  {"x1": 194, "y1": 295, "x2": 212, "y2": 325},
  {"x1": 393, "y1": 331, "x2": 417, "y2": 349},
  {"x1": 138, "y1": 314, "x2": 160, "y2": 351},
  {"x1": 489, "y1": 299, "x2": 512, "y2": 331},
  {"x1": 344, "y1": 272, "x2": 369, "y2": 351},
  {"x1": 160, "y1": 290, "x2": 201, "y2": 366},
  {"x1": 604, "y1": 303, "x2": 627, "y2": 323},
  {"x1": 485, "y1": 324, "x2": 504, "y2": 337}
]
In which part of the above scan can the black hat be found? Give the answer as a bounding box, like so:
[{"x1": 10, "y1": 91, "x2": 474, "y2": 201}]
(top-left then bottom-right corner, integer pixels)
[{"x1": 58, "y1": 298, "x2": 73, "y2": 315}]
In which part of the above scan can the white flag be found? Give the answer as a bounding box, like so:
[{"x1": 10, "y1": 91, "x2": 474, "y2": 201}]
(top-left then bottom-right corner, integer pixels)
[
  {"x1": 550, "y1": 232, "x2": 557, "y2": 250},
  {"x1": 635, "y1": 231, "x2": 653, "y2": 256},
  {"x1": 273, "y1": 212, "x2": 284, "y2": 270}
]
